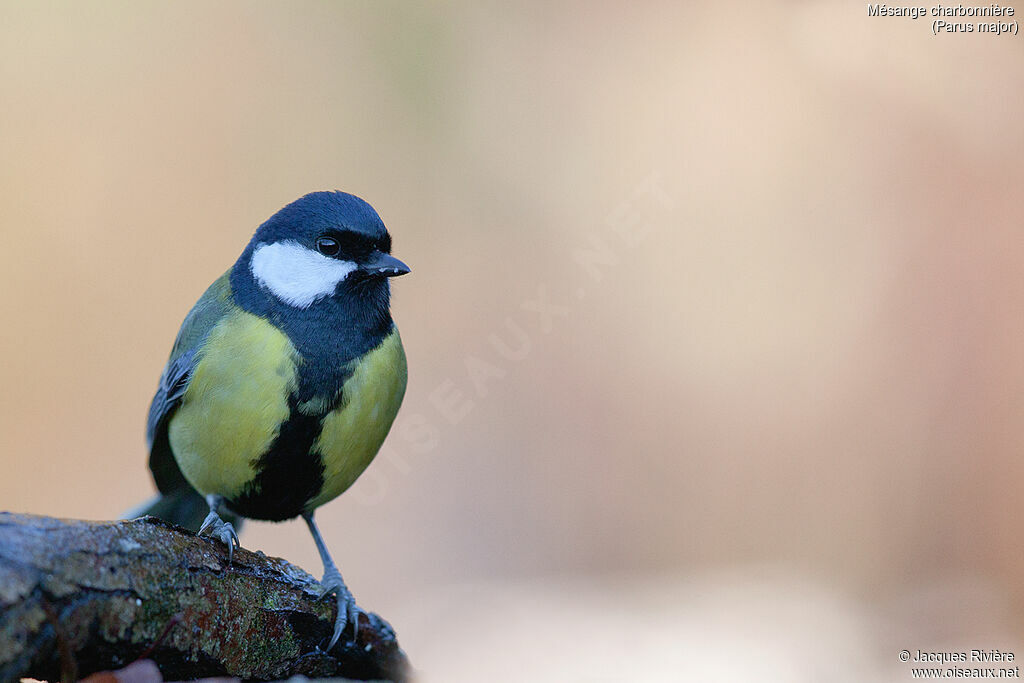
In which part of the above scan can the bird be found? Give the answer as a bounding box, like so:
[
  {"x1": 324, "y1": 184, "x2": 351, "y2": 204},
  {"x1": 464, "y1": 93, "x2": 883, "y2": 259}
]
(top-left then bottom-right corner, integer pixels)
[{"x1": 136, "y1": 190, "x2": 409, "y2": 650}]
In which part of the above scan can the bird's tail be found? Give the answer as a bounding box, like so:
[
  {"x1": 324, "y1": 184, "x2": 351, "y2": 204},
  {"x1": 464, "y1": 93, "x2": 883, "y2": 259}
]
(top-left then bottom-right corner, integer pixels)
[{"x1": 123, "y1": 488, "x2": 243, "y2": 533}]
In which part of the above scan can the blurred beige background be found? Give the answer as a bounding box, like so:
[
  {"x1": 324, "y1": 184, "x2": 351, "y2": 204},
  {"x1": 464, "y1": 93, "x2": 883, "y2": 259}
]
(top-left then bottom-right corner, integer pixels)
[{"x1": 2, "y1": 2, "x2": 1024, "y2": 681}]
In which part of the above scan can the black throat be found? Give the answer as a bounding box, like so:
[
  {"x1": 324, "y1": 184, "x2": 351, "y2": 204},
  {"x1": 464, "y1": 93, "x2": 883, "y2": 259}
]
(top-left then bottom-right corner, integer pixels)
[{"x1": 228, "y1": 248, "x2": 393, "y2": 404}]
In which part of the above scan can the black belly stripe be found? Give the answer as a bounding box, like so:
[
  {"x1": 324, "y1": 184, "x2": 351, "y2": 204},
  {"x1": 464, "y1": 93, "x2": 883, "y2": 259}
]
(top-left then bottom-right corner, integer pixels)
[{"x1": 226, "y1": 396, "x2": 326, "y2": 521}]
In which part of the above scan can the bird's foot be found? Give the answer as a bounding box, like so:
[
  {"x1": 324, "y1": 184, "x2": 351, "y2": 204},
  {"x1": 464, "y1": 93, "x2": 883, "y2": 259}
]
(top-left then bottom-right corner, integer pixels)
[
  {"x1": 318, "y1": 566, "x2": 362, "y2": 650},
  {"x1": 198, "y1": 510, "x2": 240, "y2": 565}
]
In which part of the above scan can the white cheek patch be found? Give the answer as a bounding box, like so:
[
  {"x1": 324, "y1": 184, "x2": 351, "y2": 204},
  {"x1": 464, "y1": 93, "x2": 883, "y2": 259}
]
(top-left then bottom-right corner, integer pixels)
[{"x1": 250, "y1": 241, "x2": 357, "y2": 308}]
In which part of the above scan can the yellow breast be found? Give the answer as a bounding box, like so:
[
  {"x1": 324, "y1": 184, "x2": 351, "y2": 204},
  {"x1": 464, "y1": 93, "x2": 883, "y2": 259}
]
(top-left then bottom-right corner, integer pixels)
[
  {"x1": 309, "y1": 327, "x2": 407, "y2": 508},
  {"x1": 168, "y1": 310, "x2": 299, "y2": 499}
]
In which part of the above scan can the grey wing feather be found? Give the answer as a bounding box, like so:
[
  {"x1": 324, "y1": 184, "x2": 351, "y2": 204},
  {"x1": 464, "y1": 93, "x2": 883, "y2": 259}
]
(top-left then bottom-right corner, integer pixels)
[
  {"x1": 147, "y1": 272, "x2": 234, "y2": 495},
  {"x1": 146, "y1": 349, "x2": 196, "y2": 449}
]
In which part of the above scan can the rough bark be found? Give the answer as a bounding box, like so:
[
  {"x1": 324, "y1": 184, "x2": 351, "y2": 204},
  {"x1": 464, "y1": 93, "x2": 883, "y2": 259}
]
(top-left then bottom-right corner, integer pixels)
[{"x1": 0, "y1": 512, "x2": 409, "y2": 682}]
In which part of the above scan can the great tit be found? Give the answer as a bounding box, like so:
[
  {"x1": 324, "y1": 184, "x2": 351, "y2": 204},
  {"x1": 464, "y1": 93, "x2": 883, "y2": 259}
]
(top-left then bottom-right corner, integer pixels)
[{"x1": 138, "y1": 191, "x2": 409, "y2": 649}]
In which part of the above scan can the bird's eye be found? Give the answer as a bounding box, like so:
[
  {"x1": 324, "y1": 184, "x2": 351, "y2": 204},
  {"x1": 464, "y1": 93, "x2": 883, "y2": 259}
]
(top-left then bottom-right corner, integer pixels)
[{"x1": 316, "y1": 236, "x2": 340, "y2": 256}]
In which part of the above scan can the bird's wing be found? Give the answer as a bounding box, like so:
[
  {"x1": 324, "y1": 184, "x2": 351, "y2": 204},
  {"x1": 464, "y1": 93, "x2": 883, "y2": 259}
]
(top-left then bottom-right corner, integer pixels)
[{"x1": 147, "y1": 272, "x2": 234, "y2": 494}]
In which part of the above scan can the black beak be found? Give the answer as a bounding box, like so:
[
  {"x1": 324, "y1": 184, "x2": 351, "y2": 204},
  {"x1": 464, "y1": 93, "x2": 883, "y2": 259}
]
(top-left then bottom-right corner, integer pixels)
[{"x1": 361, "y1": 250, "x2": 411, "y2": 278}]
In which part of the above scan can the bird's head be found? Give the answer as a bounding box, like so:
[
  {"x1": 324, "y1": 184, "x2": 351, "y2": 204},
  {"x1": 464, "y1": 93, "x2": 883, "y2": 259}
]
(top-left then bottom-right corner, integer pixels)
[{"x1": 240, "y1": 191, "x2": 409, "y2": 310}]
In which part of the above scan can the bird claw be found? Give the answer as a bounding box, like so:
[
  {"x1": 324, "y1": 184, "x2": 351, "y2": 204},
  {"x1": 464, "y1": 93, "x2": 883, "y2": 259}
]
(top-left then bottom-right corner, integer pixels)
[
  {"x1": 198, "y1": 511, "x2": 239, "y2": 565},
  {"x1": 318, "y1": 566, "x2": 361, "y2": 649}
]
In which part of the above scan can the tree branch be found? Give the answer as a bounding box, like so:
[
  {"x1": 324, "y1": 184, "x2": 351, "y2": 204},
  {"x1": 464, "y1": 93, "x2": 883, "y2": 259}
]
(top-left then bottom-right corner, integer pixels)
[{"x1": 0, "y1": 512, "x2": 409, "y2": 682}]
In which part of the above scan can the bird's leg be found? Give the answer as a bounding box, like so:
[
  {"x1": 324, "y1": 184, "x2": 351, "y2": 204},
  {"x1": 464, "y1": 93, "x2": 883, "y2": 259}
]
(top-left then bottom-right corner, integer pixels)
[
  {"x1": 197, "y1": 494, "x2": 240, "y2": 565},
  {"x1": 303, "y1": 511, "x2": 360, "y2": 650}
]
